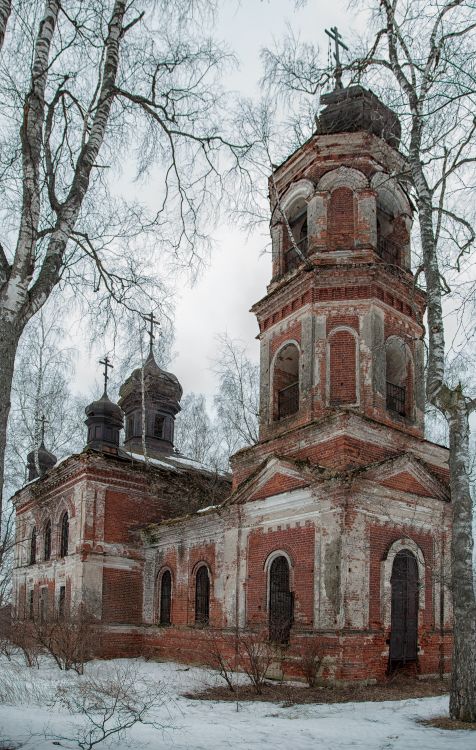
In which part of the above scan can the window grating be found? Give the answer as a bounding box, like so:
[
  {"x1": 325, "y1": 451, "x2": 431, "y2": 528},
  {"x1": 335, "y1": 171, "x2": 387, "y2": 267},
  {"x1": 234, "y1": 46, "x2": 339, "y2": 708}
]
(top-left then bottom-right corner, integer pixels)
[
  {"x1": 195, "y1": 566, "x2": 210, "y2": 625},
  {"x1": 278, "y1": 382, "x2": 299, "y2": 419},
  {"x1": 30, "y1": 527, "x2": 36, "y2": 565},
  {"x1": 386, "y1": 381, "x2": 406, "y2": 416},
  {"x1": 269, "y1": 556, "x2": 293, "y2": 644},
  {"x1": 159, "y1": 570, "x2": 172, "y2": 626},
  {"x1": 44, "y1": 521, "x2": 51, "y2": 561},
  {"x1": 60, "y1": 512, "x2": 69, "y2": 558}
]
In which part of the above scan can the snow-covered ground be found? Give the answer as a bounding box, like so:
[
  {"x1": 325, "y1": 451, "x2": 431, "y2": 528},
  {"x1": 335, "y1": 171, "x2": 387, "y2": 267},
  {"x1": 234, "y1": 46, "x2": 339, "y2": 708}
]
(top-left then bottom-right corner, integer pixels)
[{"x1": 0, "y1": 656, "x2": 473, "y2": 750}]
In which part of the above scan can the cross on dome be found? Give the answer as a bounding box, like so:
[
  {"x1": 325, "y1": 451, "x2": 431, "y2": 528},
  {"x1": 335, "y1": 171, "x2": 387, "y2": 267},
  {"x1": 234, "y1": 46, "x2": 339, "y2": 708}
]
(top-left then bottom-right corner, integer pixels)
[
  {"x1": 325, "y1": 26, "x2": 349, "y2": 90},
  {"x1": 99, "y1": 355, "x2": 113, "y2": 394}
]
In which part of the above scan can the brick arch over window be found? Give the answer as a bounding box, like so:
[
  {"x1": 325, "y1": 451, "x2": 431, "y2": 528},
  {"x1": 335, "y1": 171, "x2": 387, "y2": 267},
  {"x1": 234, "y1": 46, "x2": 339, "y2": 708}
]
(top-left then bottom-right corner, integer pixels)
[
  {"x1": 271, "y1": 342, "x2": 300, "y2": 421},
  {"x1": 385, "y1": 336, "x2": 414, "y2": 418},
  {"x1": 327, "y1": 328, "x2": 358, "y2": 406}
]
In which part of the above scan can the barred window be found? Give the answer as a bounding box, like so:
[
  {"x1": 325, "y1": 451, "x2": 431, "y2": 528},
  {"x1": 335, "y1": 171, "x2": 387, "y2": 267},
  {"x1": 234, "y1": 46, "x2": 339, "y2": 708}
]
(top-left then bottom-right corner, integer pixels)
[
  {"x1": 44, "y1": 520, "x2": 51, "y2": 561},
  {"x1": 269, "y1": 555, "x2": 293, "y2": 644},
  {"x1": 159, "y1": 570, "x2": 172, "y2": 626},
  {"x1": 195, "y1": 565, "x2": 210, "y2": 625},
  {"x1": 30, "y1": 527, "x2": 37, "y2": 565},
  {"x1": 60, "y1": 512, "x2": 69, "y2": 558}
]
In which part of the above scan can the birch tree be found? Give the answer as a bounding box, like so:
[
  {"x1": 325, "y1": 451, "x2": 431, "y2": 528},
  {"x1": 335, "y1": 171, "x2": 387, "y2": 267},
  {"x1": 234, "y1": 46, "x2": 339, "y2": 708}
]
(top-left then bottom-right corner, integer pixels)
[
  {"x1": 0, "y1": 0, "x2": 248, "y2": 521},
  {"x1": 263, "y1": 0, "x2": 476, "y2": 721}
]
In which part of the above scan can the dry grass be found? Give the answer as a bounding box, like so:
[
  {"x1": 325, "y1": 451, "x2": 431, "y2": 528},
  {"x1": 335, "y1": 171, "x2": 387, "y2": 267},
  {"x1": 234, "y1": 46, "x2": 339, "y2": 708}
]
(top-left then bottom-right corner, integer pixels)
[
  {"x1": 185, "y1": 674, "x2": 449, "y2": 705},
  {"x1": 420, "y1": 716, "x2": 476, "y2": 731}
]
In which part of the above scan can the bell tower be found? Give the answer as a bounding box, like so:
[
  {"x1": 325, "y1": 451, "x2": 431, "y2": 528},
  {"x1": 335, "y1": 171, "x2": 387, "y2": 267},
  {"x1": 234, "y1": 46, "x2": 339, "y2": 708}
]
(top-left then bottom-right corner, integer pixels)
[{"x1": 253, "y1": 85, "x2": 426, "y2": 445}]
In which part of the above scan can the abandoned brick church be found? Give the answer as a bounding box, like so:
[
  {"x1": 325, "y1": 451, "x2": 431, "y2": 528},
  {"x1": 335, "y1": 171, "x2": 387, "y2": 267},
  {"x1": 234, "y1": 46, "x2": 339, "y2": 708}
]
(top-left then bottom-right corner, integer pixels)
[{"x1": 12, "y1": 83, "x2": 453, "y2": 682}]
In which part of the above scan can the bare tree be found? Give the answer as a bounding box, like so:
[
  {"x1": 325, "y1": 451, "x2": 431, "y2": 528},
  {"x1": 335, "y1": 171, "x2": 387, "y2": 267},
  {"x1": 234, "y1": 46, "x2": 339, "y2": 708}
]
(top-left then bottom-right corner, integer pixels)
[
  {"x1": 5, "y1": 300, "x2": 84, "y2": 494},
  {"x1": 0, "y1": 0, "x2": 250, "y2": 522},
  {"x1": 262, "y1": 0, "x2": 476, "y2": 721},
  {"x1": 237, "y1": 630, "x2": 274, "y2": 695},
  {"x1": 174, "y1": 392, "x2": 222, "y2": 467},
  {"x1": 51, "y1": 662, "x2": 170, "y2": 750},
  {"x1": 213, "y1": 334, "x2": 259, "y2": 453}
]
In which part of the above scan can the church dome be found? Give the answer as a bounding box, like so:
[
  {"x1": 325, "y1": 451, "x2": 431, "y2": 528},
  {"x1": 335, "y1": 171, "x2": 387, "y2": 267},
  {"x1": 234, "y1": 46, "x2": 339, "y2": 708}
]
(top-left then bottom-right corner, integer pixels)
[
  {"x1": 84, "y1": 389, "x2": 124, "y2": 454},
  {"x1": 27, "y1": 441, "x2": 57, "y2": 481},
  {"x1": 118, "y1": 350, "x2": 182, "y2": 457},
  {"x1": 121, "y1": 351, "x2": 182, "y2": 403},
  {"x1": 316, "y1": 85, "x2": 401, "y2": 149}
]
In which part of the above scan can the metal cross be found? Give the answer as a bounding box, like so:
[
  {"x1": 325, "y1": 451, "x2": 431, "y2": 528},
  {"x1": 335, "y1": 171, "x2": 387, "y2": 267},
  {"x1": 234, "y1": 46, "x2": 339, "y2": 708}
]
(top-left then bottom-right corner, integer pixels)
[
  {"x1": 99, "y1": 355, "x2": 113, "y2": 394},
  {"x1": 39, "y1": 414, "x2": 48, "y2": 444},
  {"x1": 325, "y1": 26, "x2": 349, "y2": 90},
  {"x1": 143, "y1": 311, "x2": 160, "y2": 356}
]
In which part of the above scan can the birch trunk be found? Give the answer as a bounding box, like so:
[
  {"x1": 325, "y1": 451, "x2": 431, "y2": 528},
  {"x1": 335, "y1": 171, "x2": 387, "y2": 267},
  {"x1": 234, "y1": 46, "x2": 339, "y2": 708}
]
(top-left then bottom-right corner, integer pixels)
[
  {"x1": 0, "y1": 318, "x2": 22, "y2": 509},
  {"x1": 448, "y1": 393, "x2": 476, "y2": 721}
]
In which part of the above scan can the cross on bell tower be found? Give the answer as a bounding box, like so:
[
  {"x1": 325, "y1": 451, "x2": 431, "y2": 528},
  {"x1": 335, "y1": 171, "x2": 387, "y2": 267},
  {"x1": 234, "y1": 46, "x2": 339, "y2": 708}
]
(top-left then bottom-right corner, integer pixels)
[
  {"x1": 325, "y1": 26, "x2": 349, "y2": 90},
  {"x1": 143, "y1": 311, "x2": 160, "y2": 358},
  {"x1": 99, "y1": 355, "x2": 113, "y2": 395}
]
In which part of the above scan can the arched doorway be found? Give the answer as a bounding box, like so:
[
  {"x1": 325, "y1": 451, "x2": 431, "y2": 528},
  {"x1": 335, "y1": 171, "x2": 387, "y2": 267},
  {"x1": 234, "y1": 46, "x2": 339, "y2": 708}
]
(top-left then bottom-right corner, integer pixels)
[
  {"x1": 269, "y1": 555, "x2": 293, "y2": 643},
  {"x1": 389, "y1": 550, "x2": 419, "y2": 666}
]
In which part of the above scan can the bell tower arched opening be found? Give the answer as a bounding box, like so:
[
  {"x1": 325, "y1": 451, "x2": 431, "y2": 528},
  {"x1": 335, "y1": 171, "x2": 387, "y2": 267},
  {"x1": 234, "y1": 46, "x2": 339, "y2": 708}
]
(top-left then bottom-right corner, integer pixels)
[
  {"x1": 283, "y1": 198, "x2": 308, "y2": 273},
  {"x1": 385, "y1": 337, "x2": 413, "y2": 418},
  {"x1": 272, "y1": 343, "x2": 300, "y2": 420}
]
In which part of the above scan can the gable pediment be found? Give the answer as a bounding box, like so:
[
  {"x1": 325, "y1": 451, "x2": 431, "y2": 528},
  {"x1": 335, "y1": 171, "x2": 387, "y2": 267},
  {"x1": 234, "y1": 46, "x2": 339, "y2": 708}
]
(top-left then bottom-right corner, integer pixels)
[
  {"x1": 229, "y1": 455, "x2": 315, "y2": 505},
  {"x1": 360, "y1": 453, "x2": 449, "y2": 501}
]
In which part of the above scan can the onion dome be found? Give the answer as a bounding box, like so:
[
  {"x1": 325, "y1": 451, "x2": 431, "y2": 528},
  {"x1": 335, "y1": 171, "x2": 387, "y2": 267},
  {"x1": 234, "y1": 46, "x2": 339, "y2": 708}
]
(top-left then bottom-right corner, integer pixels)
[
  {"x1": 27, "y1": 440, "x2": 57, "y2": 481},
  {"x1": 118, "y1": 350, "x2": 182, "y2": 457},
  {"x1": 316, "y1": 85, "x2": 401, "y2": 149},
  {"x1": 84, "y1": 390, "x2": 124, "y2": 454}
]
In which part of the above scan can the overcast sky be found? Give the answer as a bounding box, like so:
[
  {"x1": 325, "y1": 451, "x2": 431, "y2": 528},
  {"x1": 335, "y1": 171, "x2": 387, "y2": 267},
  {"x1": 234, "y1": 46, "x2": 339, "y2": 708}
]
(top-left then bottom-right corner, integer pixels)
[{"x1": 73, "y1": 0, "x2": 362, "y2": 405}]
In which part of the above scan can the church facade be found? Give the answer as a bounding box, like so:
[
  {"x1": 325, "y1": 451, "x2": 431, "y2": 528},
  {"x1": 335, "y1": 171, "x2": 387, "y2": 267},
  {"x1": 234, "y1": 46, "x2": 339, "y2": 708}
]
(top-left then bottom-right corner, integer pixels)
[{"x1": 12, "y1": 84, "x2": 453, "y2": 682}]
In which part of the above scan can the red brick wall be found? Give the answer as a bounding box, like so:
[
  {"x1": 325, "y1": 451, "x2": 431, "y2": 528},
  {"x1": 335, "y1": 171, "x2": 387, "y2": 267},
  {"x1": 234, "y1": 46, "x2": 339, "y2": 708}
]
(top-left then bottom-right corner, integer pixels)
[
  {"x1": 246, "y1": 524, "x2": 315, "y2": 627},
  {"x1": 328, "y1": 330, "x2": 357, "y2": 405},
  {"x1": 104, "y1": 490, "x2": 161, "y2": 543},
  {"x1": 328, "y1": 187, "x2": 355, "y2": 250},
  {"x1": 368, "y1": 524, "x2": 434, "y2": 629},
  {"x1": 102, "y1": 568, "x2": 143, "y2": 625}
]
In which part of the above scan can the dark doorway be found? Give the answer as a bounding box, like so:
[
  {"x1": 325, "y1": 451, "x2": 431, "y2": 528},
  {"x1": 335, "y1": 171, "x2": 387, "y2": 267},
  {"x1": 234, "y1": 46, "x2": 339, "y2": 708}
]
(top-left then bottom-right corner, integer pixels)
[
  {"x1": 159, "y1": 570, "x2": 172, "y2": 626},
  {"x1": 389, "y1": 550, "x2": 419, "y2": 667},
  {"x1": 269, "y1": 556, "x2": 293, "y2": 643}
]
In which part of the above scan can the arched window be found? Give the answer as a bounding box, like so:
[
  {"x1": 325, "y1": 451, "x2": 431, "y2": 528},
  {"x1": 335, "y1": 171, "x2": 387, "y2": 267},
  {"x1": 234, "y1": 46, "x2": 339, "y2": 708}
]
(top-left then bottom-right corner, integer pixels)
[
  {"x1": 389, "y1": 550, "x2": 419, "y2": 667},
  {"x1": 59, "y1": 512, "x2": 69, "y2": 558},
  {"x1": 159, "y1": 570, "x2": 172, "y2": 626},
  {"x1": 30, "y1": 527, "x2": 37, "y2": 565},
  {"x1": 273, "y1": 343, "x2": 299, "y2": 420},
  {"x1": 283, "y1": 200, "x2": 308, "y2": 272},
  {"x1": 44, "y1": 520, "x2": 51, "y2": 561},
  {"x1": 195, "y1": 565, "x2": 210, "y2": 625},
  {"x1": 385, "y1": 338, "x2": 412, "y2": 418},
  {"x1": 328, "y1": 329, "x2": 358, "y2": 406},
  {"x1": 269, "y1": 555, "x2": 293, "y2": 643},
  {"x1": 328, "y1": 187, "x2": 355, "y2": 251}
]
